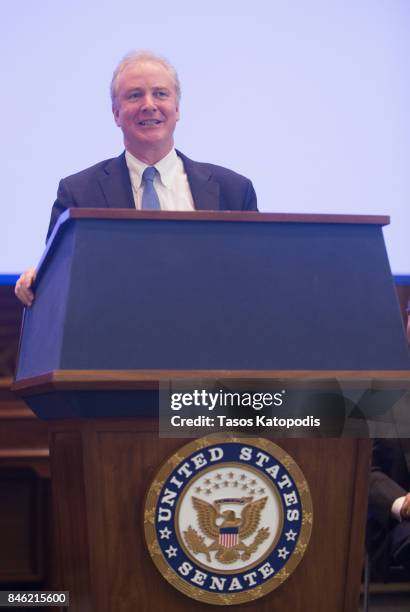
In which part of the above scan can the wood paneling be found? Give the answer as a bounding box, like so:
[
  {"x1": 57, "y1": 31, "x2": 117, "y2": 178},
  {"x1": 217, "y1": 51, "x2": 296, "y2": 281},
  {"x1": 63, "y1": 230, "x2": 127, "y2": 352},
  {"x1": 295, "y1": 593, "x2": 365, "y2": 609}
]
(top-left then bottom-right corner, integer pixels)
[
  {"x1": 0, "y1": 286, "x2": 22, "y2": 377},
  {"x1": 0, "y1": 377, "x2": 52, "y2": 586},
  {"x1": 0, "y1": 468, "x2": 45, "y2": 581},
  {"x1": 0, "y1": 378, "x2": 50, "y2": 478}
]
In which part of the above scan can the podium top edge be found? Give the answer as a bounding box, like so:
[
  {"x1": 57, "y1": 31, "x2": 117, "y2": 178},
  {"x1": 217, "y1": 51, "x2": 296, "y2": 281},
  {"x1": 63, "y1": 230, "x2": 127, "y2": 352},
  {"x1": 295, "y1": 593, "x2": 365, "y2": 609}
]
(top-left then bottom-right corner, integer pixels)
[
  {"x1": 61, "y1": 209, "x2": 390, "y2": 226},
  {"x1": 12, "y1": 369, "x2": 410, "y2": 396}
]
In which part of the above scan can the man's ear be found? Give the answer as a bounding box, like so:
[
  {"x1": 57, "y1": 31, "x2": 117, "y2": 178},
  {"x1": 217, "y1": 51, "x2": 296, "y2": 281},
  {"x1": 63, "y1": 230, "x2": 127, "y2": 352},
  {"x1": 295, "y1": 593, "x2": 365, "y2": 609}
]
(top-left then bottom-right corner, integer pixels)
[{"x1": 112, "y1": 104, "x2": 120, "y2": 126}]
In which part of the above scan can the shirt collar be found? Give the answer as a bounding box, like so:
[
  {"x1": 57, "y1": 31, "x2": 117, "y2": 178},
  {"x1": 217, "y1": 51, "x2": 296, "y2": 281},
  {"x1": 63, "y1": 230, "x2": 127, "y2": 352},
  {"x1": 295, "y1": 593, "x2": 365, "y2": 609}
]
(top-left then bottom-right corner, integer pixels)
[{"x1": 125, "y1": 148, "x2": 179, "y2": 189}]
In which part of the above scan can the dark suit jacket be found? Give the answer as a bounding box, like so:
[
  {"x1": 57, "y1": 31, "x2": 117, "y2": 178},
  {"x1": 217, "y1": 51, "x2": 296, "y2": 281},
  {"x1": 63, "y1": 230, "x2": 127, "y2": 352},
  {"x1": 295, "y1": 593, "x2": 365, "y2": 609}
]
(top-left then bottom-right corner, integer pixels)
[
  {"x1": 47, "y1": 150, "x2": 258, "y2": 240},
  {"x1": 367, "y1": 438, "x2": 410, "y2": 576}
]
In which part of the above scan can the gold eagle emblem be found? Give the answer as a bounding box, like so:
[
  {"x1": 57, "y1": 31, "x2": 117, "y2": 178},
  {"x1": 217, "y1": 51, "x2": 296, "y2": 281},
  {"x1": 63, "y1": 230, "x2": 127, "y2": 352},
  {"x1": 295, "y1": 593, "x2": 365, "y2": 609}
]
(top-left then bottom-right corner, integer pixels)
[{"x1": 183, "y1": 496, "x2": 270, "y2": 564}]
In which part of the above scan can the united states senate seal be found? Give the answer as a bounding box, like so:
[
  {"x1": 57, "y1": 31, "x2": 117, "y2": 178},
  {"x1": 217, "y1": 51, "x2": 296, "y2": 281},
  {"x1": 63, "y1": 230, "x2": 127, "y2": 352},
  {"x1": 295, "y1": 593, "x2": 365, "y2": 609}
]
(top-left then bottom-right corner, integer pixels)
[{"x1": 144, "y1": 434, "x2": 313, "y2": 605}]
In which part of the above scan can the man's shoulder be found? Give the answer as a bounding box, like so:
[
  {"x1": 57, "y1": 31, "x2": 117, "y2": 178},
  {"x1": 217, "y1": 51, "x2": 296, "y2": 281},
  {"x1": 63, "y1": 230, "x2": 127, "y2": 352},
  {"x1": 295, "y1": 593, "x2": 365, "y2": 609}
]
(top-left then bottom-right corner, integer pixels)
[
  {"x1": 177, "y1": 151, "x2": 252, "y2": 184},
  {"x1": 61, "y1": 154, "x2": 125, "y2": 185}
]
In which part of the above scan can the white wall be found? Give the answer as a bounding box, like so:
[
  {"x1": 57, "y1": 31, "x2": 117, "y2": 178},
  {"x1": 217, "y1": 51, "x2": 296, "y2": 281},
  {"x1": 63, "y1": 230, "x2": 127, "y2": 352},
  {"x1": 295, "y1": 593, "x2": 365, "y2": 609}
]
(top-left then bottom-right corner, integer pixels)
[{"x1": 1, "y1": 0, "x2": 409, "y2": 273}]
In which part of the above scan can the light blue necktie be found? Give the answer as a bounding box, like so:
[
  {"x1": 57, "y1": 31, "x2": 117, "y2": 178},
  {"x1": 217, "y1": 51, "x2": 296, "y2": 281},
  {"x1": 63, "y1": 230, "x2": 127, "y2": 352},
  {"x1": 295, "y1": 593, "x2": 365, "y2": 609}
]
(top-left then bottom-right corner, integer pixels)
[{"x1": 141, "y1": 166, "x2": 161, "y2": 210}]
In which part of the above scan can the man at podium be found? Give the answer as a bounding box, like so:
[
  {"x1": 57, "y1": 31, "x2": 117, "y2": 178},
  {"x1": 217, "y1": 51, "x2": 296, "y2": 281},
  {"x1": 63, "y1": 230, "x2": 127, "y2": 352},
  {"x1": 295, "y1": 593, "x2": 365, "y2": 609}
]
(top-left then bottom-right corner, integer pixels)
[{"x1": 15, "y1": 50, "x2": 257, "y2": 306}]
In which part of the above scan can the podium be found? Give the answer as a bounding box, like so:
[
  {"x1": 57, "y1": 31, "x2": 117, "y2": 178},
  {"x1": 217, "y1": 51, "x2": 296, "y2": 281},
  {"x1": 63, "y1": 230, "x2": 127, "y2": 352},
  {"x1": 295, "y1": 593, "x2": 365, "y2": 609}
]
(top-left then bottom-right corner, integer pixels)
[{"x1": 13, "y1": 210, "x2": 410, "y2": 611}]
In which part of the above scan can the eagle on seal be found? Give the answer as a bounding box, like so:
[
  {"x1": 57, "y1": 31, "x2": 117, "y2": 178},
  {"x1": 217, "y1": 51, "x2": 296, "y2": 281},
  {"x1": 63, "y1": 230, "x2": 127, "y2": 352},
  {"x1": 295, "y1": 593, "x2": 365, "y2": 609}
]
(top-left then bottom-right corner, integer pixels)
[{"x1": 184, "y1": 496, "x2": 269, "y2": 564}]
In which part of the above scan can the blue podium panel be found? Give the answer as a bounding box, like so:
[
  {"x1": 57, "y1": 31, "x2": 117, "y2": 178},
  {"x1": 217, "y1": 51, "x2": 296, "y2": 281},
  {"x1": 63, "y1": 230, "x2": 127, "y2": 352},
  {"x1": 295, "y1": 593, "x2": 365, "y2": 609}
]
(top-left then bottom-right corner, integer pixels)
[{"x1": 16, "y1": 212, "x2": 410, "y2": 380}]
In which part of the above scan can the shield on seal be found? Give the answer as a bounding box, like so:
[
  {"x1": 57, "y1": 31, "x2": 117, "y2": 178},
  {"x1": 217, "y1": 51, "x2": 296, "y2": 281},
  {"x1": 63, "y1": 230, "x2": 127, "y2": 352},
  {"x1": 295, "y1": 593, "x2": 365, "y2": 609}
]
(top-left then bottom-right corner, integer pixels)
[{"x1": 219, "y1": 527, "x2": 239, "y2": 548}]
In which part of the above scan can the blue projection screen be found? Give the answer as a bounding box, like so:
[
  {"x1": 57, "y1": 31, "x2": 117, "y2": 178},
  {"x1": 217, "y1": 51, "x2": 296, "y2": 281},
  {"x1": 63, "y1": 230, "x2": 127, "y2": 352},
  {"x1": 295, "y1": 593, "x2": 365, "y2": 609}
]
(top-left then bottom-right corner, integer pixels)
[{"x1": 1, "y1": 0, "x2": 409, "y2": 275}]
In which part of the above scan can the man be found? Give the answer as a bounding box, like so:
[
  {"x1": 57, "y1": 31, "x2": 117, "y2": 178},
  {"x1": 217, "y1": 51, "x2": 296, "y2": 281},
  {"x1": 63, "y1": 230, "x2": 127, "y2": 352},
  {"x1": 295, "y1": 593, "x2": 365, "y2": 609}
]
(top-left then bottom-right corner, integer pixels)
[
  {"x1": 366, "y1": 304, "x2": 410, "y2": 579},
  {"x1": 368, "y1": 438, "x2": 410, "y2": 578},
  {"x1": 15, "y1": 50, "x2": 257, "y2": 306}
]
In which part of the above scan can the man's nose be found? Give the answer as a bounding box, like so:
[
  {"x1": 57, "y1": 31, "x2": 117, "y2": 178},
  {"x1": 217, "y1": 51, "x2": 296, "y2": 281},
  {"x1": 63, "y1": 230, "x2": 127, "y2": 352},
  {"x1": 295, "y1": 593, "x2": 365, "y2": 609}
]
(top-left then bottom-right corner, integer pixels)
[{"x1": 141, "y1": 95, "x2": 158, "y2": 111}]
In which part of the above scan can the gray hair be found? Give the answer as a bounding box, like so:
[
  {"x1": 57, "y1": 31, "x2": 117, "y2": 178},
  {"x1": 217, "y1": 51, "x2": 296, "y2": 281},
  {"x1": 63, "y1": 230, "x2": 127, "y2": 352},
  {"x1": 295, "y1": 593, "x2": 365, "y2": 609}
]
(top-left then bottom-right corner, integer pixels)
[{"x1": 110, "y1": 50, "x2": 181, "y2": 107}]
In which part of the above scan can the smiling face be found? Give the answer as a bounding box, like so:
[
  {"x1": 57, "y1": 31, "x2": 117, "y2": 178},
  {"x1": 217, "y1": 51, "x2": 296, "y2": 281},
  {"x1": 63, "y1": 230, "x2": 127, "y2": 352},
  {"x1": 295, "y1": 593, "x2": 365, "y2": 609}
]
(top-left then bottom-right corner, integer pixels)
[{"x1": 112, "y1": 60, "x2": 180, "y2": 164}]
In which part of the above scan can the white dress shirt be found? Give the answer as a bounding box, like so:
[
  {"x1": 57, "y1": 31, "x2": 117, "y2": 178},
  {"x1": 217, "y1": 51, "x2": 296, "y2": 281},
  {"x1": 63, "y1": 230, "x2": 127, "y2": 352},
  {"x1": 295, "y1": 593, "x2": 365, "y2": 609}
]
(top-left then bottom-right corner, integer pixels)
[
  {"x1": 392, "y1": 496, "x2": 406, "y2": 521},
  {"x1": 125, "y1": 149, "x2": 195, "y2": 211}
]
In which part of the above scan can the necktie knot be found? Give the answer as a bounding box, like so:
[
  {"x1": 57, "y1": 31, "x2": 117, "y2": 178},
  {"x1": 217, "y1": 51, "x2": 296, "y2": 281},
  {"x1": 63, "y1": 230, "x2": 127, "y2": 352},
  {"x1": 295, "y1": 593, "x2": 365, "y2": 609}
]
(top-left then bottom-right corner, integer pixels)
[{"x1": 143, "y1": 166, "x2": 157, "y2": 183}]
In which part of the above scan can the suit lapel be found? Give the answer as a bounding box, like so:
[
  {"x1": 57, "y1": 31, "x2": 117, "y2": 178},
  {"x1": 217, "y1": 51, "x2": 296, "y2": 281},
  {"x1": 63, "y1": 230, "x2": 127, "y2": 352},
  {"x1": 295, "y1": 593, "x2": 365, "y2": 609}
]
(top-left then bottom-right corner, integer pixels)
[
  {"x1": 98, "y1": 152, "x2": 135, "y2": 209},
  {"x1": 177, "y1": 150, "x2": 220, "y2": 211},
  {"x1": 98, "y1": 150, "x2": 220, "y2": 211}
]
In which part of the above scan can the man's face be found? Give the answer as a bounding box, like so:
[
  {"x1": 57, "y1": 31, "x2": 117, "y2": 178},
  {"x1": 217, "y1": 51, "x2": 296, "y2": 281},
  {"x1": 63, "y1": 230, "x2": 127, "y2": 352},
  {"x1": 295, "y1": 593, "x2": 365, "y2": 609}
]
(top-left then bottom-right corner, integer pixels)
[{"x1": 112, "y1": 61, "x2": 180, "y2": 160}]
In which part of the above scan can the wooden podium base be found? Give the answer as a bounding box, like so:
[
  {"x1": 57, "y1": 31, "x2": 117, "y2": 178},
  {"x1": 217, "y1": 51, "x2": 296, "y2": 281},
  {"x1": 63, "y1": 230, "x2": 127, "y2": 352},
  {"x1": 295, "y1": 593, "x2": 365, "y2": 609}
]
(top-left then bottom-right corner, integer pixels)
[{"x1": 49, "y1": 418, "x2": 370, "y2": 612}]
